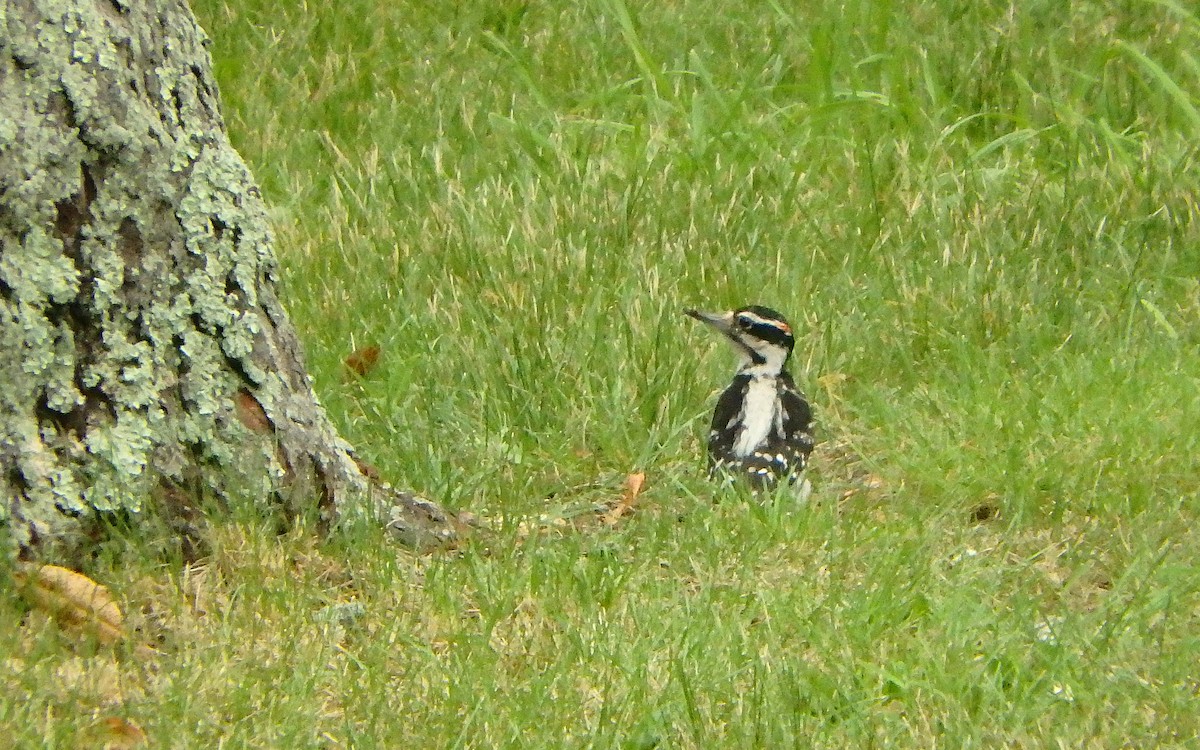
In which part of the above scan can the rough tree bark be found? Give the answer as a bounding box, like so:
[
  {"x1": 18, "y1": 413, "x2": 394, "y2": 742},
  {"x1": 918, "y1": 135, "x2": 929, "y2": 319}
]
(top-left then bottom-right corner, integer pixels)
[{"x1": 0, "y1": 0, "x2": 461, "y2": 558}]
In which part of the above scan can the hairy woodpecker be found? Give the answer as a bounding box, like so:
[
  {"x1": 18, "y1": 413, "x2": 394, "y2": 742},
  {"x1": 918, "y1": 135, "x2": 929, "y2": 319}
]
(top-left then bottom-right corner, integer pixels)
[{"x1": 686, "y1": 305, "x2": 814, "y2": 488}]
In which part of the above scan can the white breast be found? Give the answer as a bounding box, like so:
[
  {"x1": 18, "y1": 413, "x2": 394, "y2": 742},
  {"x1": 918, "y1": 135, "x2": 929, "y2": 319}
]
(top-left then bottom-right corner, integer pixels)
[{"x1": 731, "y1": 377, "x2": 777, "y2": 457}]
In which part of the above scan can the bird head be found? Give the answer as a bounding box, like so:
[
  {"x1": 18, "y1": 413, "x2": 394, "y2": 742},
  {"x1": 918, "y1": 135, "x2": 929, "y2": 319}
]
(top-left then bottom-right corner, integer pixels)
[{"x1": 686, "y1": 305, "x2": 795, "y2": 375}]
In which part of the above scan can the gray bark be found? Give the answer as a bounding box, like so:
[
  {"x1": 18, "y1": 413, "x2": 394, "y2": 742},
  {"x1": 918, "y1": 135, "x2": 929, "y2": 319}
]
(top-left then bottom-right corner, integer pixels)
[{"x1": 0, "y1": 0, "x2": 460, "y2": 558}]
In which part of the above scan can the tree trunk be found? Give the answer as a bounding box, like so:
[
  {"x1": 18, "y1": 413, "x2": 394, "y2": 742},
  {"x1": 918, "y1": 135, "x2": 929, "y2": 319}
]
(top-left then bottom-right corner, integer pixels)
[{"x1": 0, "y1": 0, "x2": 460, "y2": 558}]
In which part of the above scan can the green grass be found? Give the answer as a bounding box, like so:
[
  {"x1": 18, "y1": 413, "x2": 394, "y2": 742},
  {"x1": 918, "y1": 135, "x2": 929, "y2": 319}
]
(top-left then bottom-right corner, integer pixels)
[{"x1": 4, "y1": 0, "x2": 1200, "y2": 746}]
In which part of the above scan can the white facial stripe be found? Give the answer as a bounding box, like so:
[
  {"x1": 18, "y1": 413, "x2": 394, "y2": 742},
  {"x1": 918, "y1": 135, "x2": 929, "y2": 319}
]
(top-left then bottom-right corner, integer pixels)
[{"x1": 737, "y1": 311, "x2": 791, "y2": 335}]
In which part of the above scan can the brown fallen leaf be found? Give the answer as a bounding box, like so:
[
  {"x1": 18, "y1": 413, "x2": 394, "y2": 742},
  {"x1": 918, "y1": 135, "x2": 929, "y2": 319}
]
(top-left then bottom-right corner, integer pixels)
[
  {"x1": 345, "y1": 344, "x2": 381, "y2": 377},
  {"x1": 14, "y1": 564, "x2": 125, "y2": 645},
  {"x1": 601, "y1": 472, "x2": 646, "y2": 525},
  {"x1": 85, "y1": 717, "x2": 147, "y2": 749}
]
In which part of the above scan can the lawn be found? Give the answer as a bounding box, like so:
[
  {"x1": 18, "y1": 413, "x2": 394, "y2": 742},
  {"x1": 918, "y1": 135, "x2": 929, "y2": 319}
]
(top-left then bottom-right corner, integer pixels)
[{"x1": 4, "y1": 0, "x2": 1199, "y2": 746}]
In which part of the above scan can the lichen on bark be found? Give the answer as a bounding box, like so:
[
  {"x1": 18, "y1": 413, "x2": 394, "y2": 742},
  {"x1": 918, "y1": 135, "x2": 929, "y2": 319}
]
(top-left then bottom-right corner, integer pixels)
[{"x1": 1, "y1": 0, "x2": 460, "y2": 557}]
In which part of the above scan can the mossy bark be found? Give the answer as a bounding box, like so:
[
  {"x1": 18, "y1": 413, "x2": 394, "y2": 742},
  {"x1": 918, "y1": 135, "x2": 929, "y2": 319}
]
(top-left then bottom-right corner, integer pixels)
[{"x1": 0, "y1": 0, "x2": 459, "y2": 558}]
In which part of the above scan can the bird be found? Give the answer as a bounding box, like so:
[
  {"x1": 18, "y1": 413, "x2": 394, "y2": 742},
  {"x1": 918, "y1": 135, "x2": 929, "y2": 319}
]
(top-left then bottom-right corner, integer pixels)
[{"x1": 686, "y1": 305, "x2": 814, "y2": 490}]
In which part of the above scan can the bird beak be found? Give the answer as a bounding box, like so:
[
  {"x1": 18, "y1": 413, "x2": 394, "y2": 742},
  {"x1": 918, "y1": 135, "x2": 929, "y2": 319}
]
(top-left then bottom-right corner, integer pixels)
[
  {"x1": 687, "y1": 309, "x2": 755, "y2": 360},
  {"x1": 685, "y1": 309, "x2": 736, "y2": 336}
]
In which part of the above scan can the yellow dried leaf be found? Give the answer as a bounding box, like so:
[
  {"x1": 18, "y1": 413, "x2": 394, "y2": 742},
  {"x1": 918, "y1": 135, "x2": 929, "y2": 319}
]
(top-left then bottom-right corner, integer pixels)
[
  {"x1": 15, "y1": 564, "x2": 125, "y2": 645},
  {"x1": 602, "y1": 472, "x2": 646, "y2": 525}
]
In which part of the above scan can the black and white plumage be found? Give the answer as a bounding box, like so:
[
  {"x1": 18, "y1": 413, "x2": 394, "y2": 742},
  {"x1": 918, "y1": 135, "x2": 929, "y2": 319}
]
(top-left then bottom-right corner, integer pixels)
[{"x1": 686, "y1": 305, "x2": 814, "y2": 489}]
